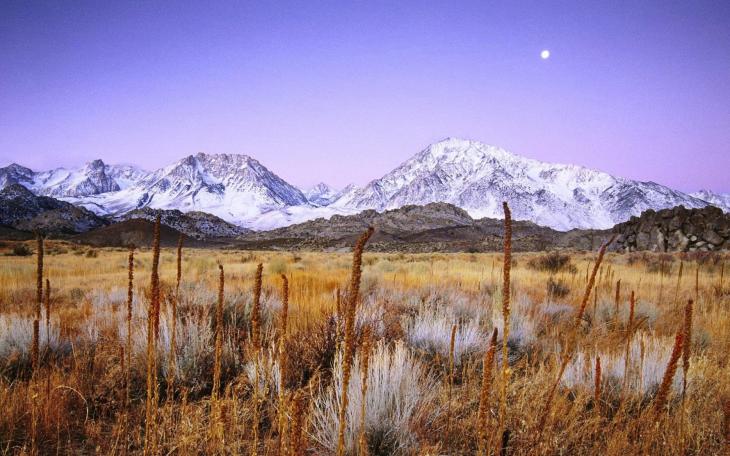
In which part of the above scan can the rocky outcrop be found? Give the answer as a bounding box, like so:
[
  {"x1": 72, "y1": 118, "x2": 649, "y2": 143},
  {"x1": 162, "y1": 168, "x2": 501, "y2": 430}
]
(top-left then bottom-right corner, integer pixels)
[
  {"x1": 118, "y1": 207, "x2": 251, "y2": 240},
  {"x1": 0, "y1": 184, "x2": 108, "y2": 234},
  {"x1": 612, "y1": 205, "x2": 730, "y2": 252},
  {"x1": 239, "y1": 202, "x2": 610, "y2": 252}
]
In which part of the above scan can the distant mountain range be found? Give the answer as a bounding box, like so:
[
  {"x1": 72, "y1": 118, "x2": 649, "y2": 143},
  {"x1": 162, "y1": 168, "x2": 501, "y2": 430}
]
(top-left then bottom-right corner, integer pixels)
[{"x1": 1, "y1": 138, "x2": 728, "y2": 232}]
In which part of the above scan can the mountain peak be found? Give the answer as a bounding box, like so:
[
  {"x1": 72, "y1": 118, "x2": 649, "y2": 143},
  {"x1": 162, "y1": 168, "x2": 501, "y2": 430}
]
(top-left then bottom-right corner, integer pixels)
[
  {"x1": 331, "y1": 138, "x2": 711, "y2": 230},
  {"x1": 5, "y1": 163, "x2": 34, "y2": 173},
  {"x1": 85, "y1": 159, "x2": 106, "y2": 169}
]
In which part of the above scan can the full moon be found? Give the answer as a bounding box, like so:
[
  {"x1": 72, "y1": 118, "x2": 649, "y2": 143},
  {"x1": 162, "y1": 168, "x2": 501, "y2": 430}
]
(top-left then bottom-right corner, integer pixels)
[{"x1": 540, "y1": 49, "x2": 550, "y2": 59}]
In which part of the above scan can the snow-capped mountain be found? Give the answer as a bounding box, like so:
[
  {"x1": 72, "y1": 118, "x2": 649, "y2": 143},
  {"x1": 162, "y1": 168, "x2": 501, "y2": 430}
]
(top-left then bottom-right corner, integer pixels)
[
  {"x1": 64, "y1": 153, "x2": 308, "y2": 224},
  {"x1": 0, "y1": 160, "x2": 150, "y2": 197},
  {"x1": 330, "y1": 138, "x2": 713, "y2": 230},
  {"x1": 0, "y1": 163, "x2": 37, "y2": 189},
  {"x1": 304, "y1": 183, "x2": 338, "y2": 206},
  {"x1": 1, "y1": 138, "x2": 725, "y2": 231},
  {"x1": 303, "y1": 182, "x2": 357, "y2": 206},
  {"x1": 690, "y1": 190, "x2": 730, "y2": 213}
]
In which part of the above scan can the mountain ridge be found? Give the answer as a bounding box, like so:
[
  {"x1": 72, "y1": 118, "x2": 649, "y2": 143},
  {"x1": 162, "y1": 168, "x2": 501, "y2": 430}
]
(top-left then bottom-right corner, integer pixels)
[{"x1": 2, "y1": 138, "x2": 728, "y2": 231}]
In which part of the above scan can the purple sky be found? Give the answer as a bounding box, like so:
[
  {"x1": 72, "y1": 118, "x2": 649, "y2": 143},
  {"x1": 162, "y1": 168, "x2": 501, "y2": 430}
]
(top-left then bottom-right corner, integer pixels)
[{"x1": 1, "y1": 1, "x2": 729, "y2": 192}]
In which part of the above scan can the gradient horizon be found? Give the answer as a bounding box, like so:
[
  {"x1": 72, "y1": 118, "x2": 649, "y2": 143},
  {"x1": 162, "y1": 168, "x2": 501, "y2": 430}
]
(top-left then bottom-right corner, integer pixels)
[{"x1": 1, "y1": 1, "x2": 728, "y2": 192}]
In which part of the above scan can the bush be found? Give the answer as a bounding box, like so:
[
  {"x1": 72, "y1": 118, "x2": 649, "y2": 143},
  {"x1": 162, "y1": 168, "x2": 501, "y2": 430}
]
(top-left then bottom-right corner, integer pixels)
[
  {"x1": 9, "y1": 244, "x2": 32, "y2": 256},
  {"x1": 546, "y1": 277, "x2": 570, "y2": 298},
  {"x1": 527, "y1": 251, "x2": 576, "y2": 273},
  {"x1": 311, "y1": 341, "x2": 434, "y2": 455}
]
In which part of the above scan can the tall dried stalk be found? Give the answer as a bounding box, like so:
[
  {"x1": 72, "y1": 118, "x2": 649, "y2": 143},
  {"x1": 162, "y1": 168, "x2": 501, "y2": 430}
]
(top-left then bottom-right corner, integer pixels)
[
  {"x1": 32, "y1": 233, "x2": 44, "y2": 375},
  {"x1": 358, "y1": 329, "x2": 372, "y2": 456},
  {"x1": 614, "y1": 279, "x2": 621, "y2": 318},
  {"x1": 211, "y1": 263, "x2": 225, "y2": 442},
  {"x1": 682, "y1": 299, "x2": 693, "y2": 400},
  {"x1": 336, "y1": 227, "x2": 374, "y2": 456},
  {"x1": 251, "y1": 263, "x2": 263, "y2": 350},
  {"x1": 537, "y1": 236, "x2": 614, "y2": 438},
  {"x1": 477, "y1": 328, "x2": 499, "y2": 455},
  {"x1": 722, "y1": 397, "x2": 730, "y2": 450},
  {"x1": 622, "y1": 291, "x2": 636, "y2": 395},
  {"x1": 653, "y1": 331, "x2": 684, "y2": 416},
  {"x1": 277, "y1": 274, "x2": 290, "y2": 456},
  {"x1": 499, "y1": 202, "x2": 512, "y2": 435},
  {"x1": 144, "y1": 214, "x2": 161, "y2": 455},
  {"x1": 167, "y1": 234, "x2": 184, "y2": 401},
  {"x1": 125, "y1": 245, "x2": 135, "y2": 408},
  {"x1": 658, "y1": 258, "x2": 665, "y2": 304},
  {"x1": 289, "y1": 390, "x2": 306, "y2": 456},
  {"x1": 575, "y1": 236, "x2": 615, "y2": 325},
  {"x1": 695, "y1": 265, "x2": 699, "y2": 301},
  {"x1": 594, "y1": 356, "x2": 602, "y2": 409},
  {"x1": 446, "y1": 323, "x2": 457, "y2": 440},
  {"x1": 674, "y1": 260, "x2": 684, "y2": 308},
  {"x1": 251, "y1": 263, "x2": 264, "y2": 456},
  {"x1": 44, "y1": 279, "x2": 50, "y2": 354}
]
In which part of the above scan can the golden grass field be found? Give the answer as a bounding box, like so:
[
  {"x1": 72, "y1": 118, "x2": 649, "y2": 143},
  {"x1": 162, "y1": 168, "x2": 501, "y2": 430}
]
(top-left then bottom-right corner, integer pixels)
[{"x1": 1, "y1": 229, "x2": 729, "y2": 455}]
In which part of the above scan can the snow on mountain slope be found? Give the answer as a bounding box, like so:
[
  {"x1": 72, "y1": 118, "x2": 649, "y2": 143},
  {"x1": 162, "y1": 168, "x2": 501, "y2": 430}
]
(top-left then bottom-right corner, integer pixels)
[
  {"x1": 2, "y1": 139, "x2": 722, "y2": 231},
  {"x1": 330, "y1": 138, "x2": 710, "y2": 230},
  {"x1": 304, "y1": 183, "x2": 338, "y2": 206},
  {"x1": 303, "y1": 182, "x2": 357, "y2": 206},
  {"x1": 0, "y1": 160, "x2": 150, "y2": 197},
  {"x1": 691, "y1": 190, "x2": 730, "y2": 213},
  {"x1": 0, "y1": 164, "x2": 36, "y2": 189},
  {"x1": 66, "y1": 153, "x2": 309, "y2": 225}
]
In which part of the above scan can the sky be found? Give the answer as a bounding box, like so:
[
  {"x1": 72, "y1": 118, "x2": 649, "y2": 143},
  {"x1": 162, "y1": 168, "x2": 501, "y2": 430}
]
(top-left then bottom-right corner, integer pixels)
[{"x1": 1, "y1": 1, "x2": 729, "y2": 192}]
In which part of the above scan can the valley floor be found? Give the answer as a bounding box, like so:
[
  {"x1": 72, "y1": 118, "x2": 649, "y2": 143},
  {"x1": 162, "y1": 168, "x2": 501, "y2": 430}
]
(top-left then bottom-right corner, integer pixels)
[{"x1": 1, "y1": 240, "x2": 729, "y2": 454}]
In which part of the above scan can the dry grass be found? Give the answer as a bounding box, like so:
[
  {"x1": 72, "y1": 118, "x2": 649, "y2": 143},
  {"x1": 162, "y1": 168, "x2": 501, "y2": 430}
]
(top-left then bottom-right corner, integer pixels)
[{"x1": 0, "y1": 232, "x2": 728, "y2": 454}]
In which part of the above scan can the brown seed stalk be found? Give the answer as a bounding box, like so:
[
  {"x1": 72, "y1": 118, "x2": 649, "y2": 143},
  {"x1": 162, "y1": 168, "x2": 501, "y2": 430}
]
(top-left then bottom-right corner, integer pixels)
[
  {"x1": 653, "y1": 331, "x2": 684, "y2": 416},
  {"x1": 251, "y1": 263, "x2": 263, "y2": 350},
  {"x1": 32, "y1": 233, "x2": 44, "y2": 375},
  {"x1": 674, "y1": 260, "x2": 684, "y2": 308},
  {"x1": 358, "y1": 328, "x2": 372, "y2": 456},
  {"x1": 144, "y1": 214, "x2": 161, "y2": 454},
  {"x1": 500, "y1": 202, "x2": 512, "y2": 432},
  {"x1": 477, "y1": 328, "x2": 499, "y2": 455},
  {"x1": 336, "y1": 226, "x2": 374, "y2": 456},
  {"x1": 289, "y1": 390, "x2": 306, "y2": 456},
  {"x1": 44, "y1": 279, "x2": 50, "y2": 353},
  {"x1": 167, "y1": 234, "x2": 184, "y2": 400},
  {"x1": 211, "y1": 263, "x2": 225, "y2": 441},
  {"x1": 575, "y1": 235, "x2": 615, "y2": 325},
  {"x1": 277, "y1": 274, "x2": 290, "y2": 456},
  {"x1": 682, "y1": 299, "x2": 693, "y2": 400},
  {"x1": 594, "y1": 356, "x2": 602, "y2": 409},
  {"x1": 722, "y1": 397, "x2": 730, "y2": 449},
  {"x1": 446, "y1": 323, "x2": 457, "y2": 440},
  {"x1": 125, "y1": 244, "x2": 135, "y2": 409}
]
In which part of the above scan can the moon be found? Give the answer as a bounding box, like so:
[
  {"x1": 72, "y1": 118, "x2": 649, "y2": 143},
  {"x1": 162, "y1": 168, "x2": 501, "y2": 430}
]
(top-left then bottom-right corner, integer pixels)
[{"x1": 540, "y1": 49, "x2": 550, "y2": 60}]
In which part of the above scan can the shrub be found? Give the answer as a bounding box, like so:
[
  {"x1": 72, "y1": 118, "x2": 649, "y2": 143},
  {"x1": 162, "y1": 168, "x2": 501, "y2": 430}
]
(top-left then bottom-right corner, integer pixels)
[
  {"x1": 311, "y1": 341, "x2": 435, "y2": 455},
  {"x1": 404, "y1": 305, "x2": 486, "y2": 363},
  {"x1": 546, "y1": 277, "x2": 570, "y2": 298},
  {"x1": 527, "y1": 251, "x2": 576, "y2": 274},
  {"x1": 9, "y1": 244, "x2": 32, "y2": 256},
  {"x1": 562, "y1": 331, "x2": 683, "y2": 399}
]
